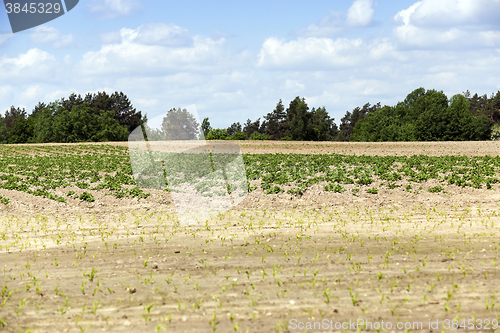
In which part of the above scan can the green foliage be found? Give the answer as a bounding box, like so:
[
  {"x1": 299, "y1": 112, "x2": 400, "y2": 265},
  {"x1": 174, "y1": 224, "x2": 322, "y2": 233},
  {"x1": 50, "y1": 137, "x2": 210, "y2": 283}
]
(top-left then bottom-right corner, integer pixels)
[
  {"x1": 352, "y1": 88, "x2": 491, "y2": 142},
  {"x1": 263, "y1": 100, "x2": 286, "y2": 140},
  {"x1": 266, "y1": 185, "x2": 284, "y2": 194},
  {"x1": 0, "y1": 115, "x2": 7, "y2": 144},
  {"x1": 161, "y1": 108, "x2": 200, "y2": 140},
  {"x1": 8, "y1": 116, "x2": 34, "y2": 144},
  {"x1": 231, "y1": 131, "x2": 247, "y2": 140},
  {"x1": 201, "y1": 117, "x2": 211, "y2": 138},
  {"x1": 3, "y1": 142, "x2": 500, "y2": 205},
  {"x1": 339, "y1": 103, "x2": 379, "y2": 141},
  {"x1": 324, "y1": 183, "x2": 345, "y2": 193},
  {"x1": 206, "y1": 128, "x2": 230, "y2": 140},
  {"x1": 2, "y1": 91, "x2": 141, "y2": 144},
  {"x1": 250, "y1": 132, "x2": 270, "y2": 140},
  {"x1": 491, "y1": 124, "x2": 500, "y2": 141},
  {"x1": 428, "y1": 186, "x2": 443, "y2": 193},
  {"x1": 79, "y1": 192, "x2": 95, "y2": 202},
  {"x1": 94, "y1": 110, "x2": 129, "y2": 142},
  {"x1": 243, "y1": 153, "x2": 500, "y2": 196},
  {"x1": 0, "y1": 194, "x2": 9, "y2": 205}
]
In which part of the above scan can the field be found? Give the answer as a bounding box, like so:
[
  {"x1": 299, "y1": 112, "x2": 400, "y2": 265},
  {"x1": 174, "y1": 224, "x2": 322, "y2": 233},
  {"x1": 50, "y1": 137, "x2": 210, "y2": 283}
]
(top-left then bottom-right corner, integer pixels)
[{"x1": 1, "y1": 141, "x2": 500, "y2": 332}]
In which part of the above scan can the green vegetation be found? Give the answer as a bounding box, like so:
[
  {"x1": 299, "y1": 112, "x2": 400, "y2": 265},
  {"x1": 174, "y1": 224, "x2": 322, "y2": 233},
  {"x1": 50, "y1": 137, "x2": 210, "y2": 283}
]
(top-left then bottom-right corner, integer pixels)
[
  {"x1": 351, "y1": 89, "x2": 490, "y2": 141},
  {"x1": 244, "y1": 153, "x2": 500, "y2": 195},
  {"x1": 79, "y1": 192, "x2": 95, "y2": 203},
  {"x1": 1, "y1": 195, "x2": 500, "y2": 331},
  {"x1": 0, "y1": 145, "x2": 149, "y2": 203},
  {"x1": 0, "y1": 194, "x2": 9, "y2": 205},
  {"x1": 204, "y1": 88, "x2": 500, "y2": 142},
  {"x1": 2, "y1": 145, "x2": 500, "y2": 205},
  {"x1": 0, "y1": 91, "x2": 144, "y2": 144},
  {"x1": 2, "y1": 87, "x2": 499, "y2": 144}
]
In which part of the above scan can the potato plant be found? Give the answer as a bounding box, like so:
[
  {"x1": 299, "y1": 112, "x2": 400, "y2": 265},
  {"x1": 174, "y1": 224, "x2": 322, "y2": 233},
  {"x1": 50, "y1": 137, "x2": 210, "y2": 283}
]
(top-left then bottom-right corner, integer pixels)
[{"x1": 0, "y1": 143, "x2": 500, "y2": 332}]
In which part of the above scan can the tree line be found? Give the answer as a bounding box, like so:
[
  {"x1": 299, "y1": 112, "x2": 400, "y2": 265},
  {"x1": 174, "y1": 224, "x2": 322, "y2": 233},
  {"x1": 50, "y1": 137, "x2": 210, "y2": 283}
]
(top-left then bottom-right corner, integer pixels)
[
  {"x1": 1, "y1": 87, "x2": 500, "y2": 144},
  {"x1": 204, "y1": 88, "x2": 500, "y2": 142},
  {"x1": 0, "y1": 92, "x2": 144, "y2": 144}
]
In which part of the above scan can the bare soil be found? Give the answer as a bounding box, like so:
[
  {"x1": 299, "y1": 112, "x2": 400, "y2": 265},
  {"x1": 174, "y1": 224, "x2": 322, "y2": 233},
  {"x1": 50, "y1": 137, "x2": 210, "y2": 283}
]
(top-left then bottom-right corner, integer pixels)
[
  {"x1": 1, "y1": 142, "x2": 500, "y2": 333},
  {"x1": 8, "y1": 140, "x2": 500, "y2": 156}
]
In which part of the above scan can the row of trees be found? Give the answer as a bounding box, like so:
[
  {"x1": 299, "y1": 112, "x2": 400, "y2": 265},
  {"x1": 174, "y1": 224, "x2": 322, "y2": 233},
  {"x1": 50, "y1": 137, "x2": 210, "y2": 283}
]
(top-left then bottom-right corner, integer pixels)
[
  {"x1": 2, "y1": 87, "x2": 500, "y2": 143},
  {"x1": 203, "y1": 96, "x2": 340, "y2": 141},
  {"x1": 203, "y1": 89, "x2": 500, "y2": 142},
  {"x1": 0, "y1": 92, "x2": 144, "y2": 144},
  {"x1": 351, "y1": 88, "x2": 492, "y2": 141}
]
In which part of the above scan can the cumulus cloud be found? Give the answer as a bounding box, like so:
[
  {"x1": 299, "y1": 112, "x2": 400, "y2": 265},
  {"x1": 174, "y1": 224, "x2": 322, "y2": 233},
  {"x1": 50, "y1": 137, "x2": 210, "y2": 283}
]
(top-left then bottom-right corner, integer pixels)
[
  {"x1": 257, "y1": 37, "x2": 364, "y2": 70},
  {"x1": 120, "y1": 23, "x2": 192, "y2": 47},
  {"x1": 0, "y1": 48, "x2": 60, "y2": 84},
  {"x1": 396, "y1": 0, "x2": 500, "y2": 27},
  {"x1": 346, "y1": 0, "x2": 374, "y2": 27},
  {"x1": 394, "y1": 0, "x2": 500, "y2": 48},
  {"x1": 77, "y1": 24, "x2": 252, "y2": 77},
  {"x1": 88, "y1": 0, "x2": 142, "y2": 19},
  {"x1": 30, "y1": 26, "x2": 74, "y2": 48}
]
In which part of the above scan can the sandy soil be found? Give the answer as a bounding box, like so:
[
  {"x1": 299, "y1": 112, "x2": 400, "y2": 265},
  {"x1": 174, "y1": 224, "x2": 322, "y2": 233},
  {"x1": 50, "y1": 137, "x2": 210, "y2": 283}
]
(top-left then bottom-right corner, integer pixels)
[
  {"x1": 1, "y1": 142, "x2": 500, "y2": 333},
  {"x1": 6, "y1": 140, "x2": 500, "y2": 156}
]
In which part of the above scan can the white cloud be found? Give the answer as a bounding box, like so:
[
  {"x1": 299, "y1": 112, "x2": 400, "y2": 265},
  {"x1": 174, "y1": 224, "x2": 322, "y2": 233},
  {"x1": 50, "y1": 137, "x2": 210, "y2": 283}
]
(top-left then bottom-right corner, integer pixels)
[
  {"x1": 396, "y1": 0, "x2": 500, "y2": 27},
  {"x1": 3, "y1": 2, "x2": 500, "y2": 129},
  {"x1": 120, "y1": 23, "x2": 192, "y2": 47},
  {"x1": 77, "y1": 24, "x2": 252, "y2": 76},
  {"x1": 0, "y1": 48, "x2": 60, "y2": 84},
  {"x1": 394, "y1": 1, "x2": 421, "y2": 26},
  {"x1": 30, "y1": 26, "x2": 74, "y2": 48},
  {"x1": 394, "y1": 0, "x2": 500, "y2": 48},
  {"x1": 346, "y1": 0, "x2": 374, "y2": 27},
  {"x1": 257, "y1": 37, "x2": 364, "y2": 70},
  {"x1": 88, "y1": 0, "x2": 142, "y2": 18},
  {"x1": 368, "y1": 38, "x2": 407, "y2": 61}
]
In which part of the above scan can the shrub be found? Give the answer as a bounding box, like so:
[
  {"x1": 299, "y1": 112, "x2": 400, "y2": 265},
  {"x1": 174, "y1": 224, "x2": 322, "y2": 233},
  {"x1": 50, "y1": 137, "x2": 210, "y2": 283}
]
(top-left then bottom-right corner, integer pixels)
[
  {"x1": 367, "y1": 188, "x2": 378, "y2": 194},
  {"x1": 206, "y1": 129, "x2": 230, "y2": 140},
  {"x1": 250, "y1": 132, "x2": 270, "y2": 140},
  {"x1": 231, "y1": 131, "x2": 247, "y2": 140}
]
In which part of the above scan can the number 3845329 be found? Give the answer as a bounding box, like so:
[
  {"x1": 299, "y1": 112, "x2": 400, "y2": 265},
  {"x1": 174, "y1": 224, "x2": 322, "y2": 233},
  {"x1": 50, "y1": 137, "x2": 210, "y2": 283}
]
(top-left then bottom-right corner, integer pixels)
[{"x1": 5, "y1": 2, "x2": 62, "y2": 14}]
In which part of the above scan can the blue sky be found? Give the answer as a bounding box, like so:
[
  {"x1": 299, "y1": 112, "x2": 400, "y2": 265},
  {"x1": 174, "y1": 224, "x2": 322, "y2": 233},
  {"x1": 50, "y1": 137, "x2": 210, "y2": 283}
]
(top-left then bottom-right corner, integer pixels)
[{"x1": 1, "y1": 0, "x2": 500, "y2": 128}]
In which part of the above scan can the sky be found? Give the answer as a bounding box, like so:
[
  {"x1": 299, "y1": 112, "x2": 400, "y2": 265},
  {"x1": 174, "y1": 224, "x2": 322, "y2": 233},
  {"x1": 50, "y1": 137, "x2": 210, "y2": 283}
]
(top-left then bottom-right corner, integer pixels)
[{"x1": 1, "y1": 0, "x2": 500, "y2": 129}]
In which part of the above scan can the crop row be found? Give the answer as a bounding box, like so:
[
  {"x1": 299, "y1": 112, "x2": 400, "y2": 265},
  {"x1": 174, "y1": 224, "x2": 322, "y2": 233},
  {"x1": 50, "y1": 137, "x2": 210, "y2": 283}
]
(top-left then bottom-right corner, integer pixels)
[
  {"x1": 244, "y1": 153, "x2": 500, "y2": 195},
  {"x1": 1, "y1": 145, "x2": 500, "y2": 203}
]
